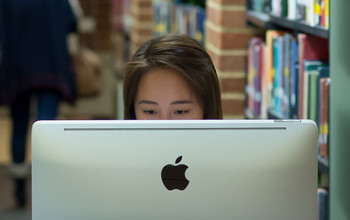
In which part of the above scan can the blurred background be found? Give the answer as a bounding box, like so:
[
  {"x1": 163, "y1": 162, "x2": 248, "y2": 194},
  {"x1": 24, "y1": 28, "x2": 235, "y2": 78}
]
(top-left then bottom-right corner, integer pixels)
[{"x1": 0, "y1": 0, "x2": 248, "y2": 219}]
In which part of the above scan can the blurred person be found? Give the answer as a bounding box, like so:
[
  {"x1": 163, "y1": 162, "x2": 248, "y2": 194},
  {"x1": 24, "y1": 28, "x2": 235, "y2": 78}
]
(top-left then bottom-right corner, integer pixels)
[
  {"x1": 0, "y1": 0, "x2": 77, "y2": 207},
  {"x1": 123, "y1": 34, "x2": 223, "y2": 120}
]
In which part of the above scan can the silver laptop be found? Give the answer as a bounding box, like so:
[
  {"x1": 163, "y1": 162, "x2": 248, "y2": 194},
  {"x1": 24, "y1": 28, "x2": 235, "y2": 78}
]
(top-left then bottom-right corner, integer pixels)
[{"x1": 32, "y1": 120, "x2": 318, "y2": 220}]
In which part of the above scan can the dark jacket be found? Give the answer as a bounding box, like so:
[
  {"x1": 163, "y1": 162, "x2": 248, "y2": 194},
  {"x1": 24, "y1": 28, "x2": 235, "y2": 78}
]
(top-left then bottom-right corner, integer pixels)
[{"x1": 0, "y1": 0, "x2": 77, "y2": 105}]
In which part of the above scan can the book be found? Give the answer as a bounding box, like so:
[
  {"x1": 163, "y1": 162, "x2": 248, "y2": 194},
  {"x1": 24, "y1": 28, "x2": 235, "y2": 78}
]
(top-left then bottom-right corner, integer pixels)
[
  {"x1": 324, "y1": 0, "x2": 329, "y2": 28},
  {"x1": 290, "y1": 39, "x2": 299, "y2": 119},
  {"x1": 153, "y1": 3, "x2": 206, "y2": 45},
  {"x1": 282, "y1": 33, "x2": 294, "y2": 118},
  {"x1": 247, "y1": 38, "x2": 263, "y2": 117},
  {"x1": 302, "y1": 60, "x2": 327, "y2": 120},
  {"x1": 297, "y1": 34, "x2": 329, "y2": 119},
  {"x1": 296, "y1": 0, "x2": 315, "y2": 26},
  {"x1": 255, "y1": 42, "x2": 265, "y2": 116},
  {"x1": 273, "y1": 37, "x2": 284, "y2": 116},
  {"x1": 266, "y1": 30, "x2": 287, "y2": 112},
  {"x1": 308, "y1": 70, "x2": 319, "y2": 122},
  {"x1": 319, "y1": 77, "x2": 330, "y2": 158},
  {"x1": 288, "y1": 0, "x2": 297, "y2": 20},
  {"x1": 316, "y1": 66, "x2": 330, "y2": 125},
  {"x1": 281, "y1": 0, "x2": 288, "y2": 17},
  {"x1": 314, "y1": 0, "x2": 322, "y2": 26},
  {"x1": 261, "y1": 44, "x2": 269, "y2": 119},
  {"x1": 317, "y1": 188, "x2": 329, "y2": 220},
  {"x1": 271, "y1": 0, "x2": 282, "y2": 16}
]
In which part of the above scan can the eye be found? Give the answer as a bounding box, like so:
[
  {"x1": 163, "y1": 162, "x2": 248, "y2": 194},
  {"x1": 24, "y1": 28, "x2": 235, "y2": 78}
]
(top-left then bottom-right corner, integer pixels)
[
  {"x1": 174, "y1": 110, "x2": 189, "y2": 115},
  {"x1": 143, "y1": 110, "x2": 157, "y2": 115}
]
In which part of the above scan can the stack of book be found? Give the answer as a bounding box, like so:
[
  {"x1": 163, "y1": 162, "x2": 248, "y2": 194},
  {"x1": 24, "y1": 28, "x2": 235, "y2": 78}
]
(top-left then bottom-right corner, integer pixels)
[
  {"x1": 245, "y1": 31, "x2": 330, "y2": 160},
  {"x1": 153, "y1": 1, "x2": 206, "y2": 45},
  {"x1": 248, "y1": 0, "x2": 329, "y2": 28}
]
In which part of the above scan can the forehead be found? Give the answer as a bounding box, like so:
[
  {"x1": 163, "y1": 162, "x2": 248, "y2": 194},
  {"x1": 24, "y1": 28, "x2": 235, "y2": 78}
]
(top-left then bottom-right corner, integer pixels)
[{"x1": 135, "y1": 68, "x2": 194, "y2": 100}]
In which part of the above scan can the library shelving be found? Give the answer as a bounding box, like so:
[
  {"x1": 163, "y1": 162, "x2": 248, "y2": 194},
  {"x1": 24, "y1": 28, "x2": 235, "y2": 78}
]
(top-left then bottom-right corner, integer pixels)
[
  {"x1": 245, "y1": 1, "x2": 333, "y2": 219},
  {"x1": 244, "y1": 11, "x2": 330, "y2": 150},
  {"x1": 246, "y1": 1, "x2": 350, "y2": 219},
  {"x1": 246, "y1": 11, "x2": 329, "y2": 39}
]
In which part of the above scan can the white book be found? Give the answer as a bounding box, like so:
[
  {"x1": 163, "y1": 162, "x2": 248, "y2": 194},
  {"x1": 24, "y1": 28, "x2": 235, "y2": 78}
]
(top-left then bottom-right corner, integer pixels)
[
  {"x1": 288, "y1": 0, "x2": 297, "y2": 20},
  {"x1": 271, "y1": 0, "x2": 281, "y2": 16},
  {"x1": 297, "y1": 0, "x2": 316, "y2": 25}
]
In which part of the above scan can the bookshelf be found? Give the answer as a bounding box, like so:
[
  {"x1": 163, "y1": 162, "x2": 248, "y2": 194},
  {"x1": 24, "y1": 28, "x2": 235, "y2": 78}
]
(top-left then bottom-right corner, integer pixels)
[
  {"x1": 269, "y1": 15, "x2": 329, "y2": 39},
  {"x1": 245, "y1": 1, "x2": 333, "y2": 219},
  {"x1": 246, "y1": 11, "x2": 273, "y2": 29},
  {"x1": 245, "y1": 11, "x2": 330, "y2": 158},
  {"x1": 246, "y1": 12, "x2": 329, "y2": 39}
]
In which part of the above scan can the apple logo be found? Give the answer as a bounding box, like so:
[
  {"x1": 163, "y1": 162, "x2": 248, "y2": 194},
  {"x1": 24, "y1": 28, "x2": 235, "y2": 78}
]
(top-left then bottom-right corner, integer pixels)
[{"x1": 161, "y1": 156, "x2": 189, "y2": 191}]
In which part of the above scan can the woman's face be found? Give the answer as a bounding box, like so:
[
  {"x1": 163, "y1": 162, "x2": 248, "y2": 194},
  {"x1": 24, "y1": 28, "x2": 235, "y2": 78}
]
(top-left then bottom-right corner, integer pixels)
[{"x1": 134, "y1": 69, "x2": 204, "y2": 120}]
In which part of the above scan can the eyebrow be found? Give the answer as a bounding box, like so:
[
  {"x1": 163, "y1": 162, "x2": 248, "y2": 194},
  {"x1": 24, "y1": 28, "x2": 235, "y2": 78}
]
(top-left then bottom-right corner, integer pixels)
[
  {"x1": 170, "y1": 100, "x2": 194, "y2": 105},
  {"x1": 138, "y1": 100, "x2": 158, "y2": 105},
  {"x1": 137, "y1": 100, "x2": 194, "y2": 105}
]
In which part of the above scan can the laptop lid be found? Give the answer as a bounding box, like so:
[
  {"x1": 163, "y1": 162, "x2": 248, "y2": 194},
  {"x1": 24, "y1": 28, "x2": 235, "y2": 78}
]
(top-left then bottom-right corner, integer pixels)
[{"x1": 32, "y1": 120, "x2": 318, "y2": 220}]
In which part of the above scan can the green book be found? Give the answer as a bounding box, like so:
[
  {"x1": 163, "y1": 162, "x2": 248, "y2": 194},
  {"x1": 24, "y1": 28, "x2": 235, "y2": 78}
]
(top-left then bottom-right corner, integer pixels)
[
  {"x1": 308, "y1": 71, "x2": 319, "y2": 122},
  {"x1": 303, "y1": 60, "x2": 328, "y2": 120}
]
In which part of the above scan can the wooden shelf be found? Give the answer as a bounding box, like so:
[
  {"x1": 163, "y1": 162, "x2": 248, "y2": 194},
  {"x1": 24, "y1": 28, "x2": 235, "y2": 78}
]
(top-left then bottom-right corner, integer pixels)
[
  {"x1": 269, "y1": 15, "x2": 329, "y2": 39},
  {"x1": 246, "y1": 11, "x2": 274, "y2": 29},
  {"x1": 246, "y1": 11, "x2": 329, "y2": 39}
]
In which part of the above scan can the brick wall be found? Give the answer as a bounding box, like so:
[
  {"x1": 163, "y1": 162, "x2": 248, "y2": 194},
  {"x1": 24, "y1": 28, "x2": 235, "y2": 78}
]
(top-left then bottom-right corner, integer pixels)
[
  {"x1": 79, "y1": 0, "x2": 112, "y2": 51},
  {"x1": 130, "y1": 0, "x2": 153, "y2": 55},
  {"x1": 206, "y1": 0, "x2": 263, "y2": 118}
]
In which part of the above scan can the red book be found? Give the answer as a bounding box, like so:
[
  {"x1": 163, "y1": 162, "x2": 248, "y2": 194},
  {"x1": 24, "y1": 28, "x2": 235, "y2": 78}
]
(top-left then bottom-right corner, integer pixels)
[
  {"x1": 319, "y1": 77, "x2": 330, "y2": 158},
  {"x1": 297, "y1": 34, "x2": 329, "y2": 119}
]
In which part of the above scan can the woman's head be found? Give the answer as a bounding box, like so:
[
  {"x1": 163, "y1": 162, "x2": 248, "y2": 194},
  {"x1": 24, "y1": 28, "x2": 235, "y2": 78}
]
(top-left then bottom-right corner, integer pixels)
[{"x1": 123, "y1": 34, "x2": 222, "y2": 120}]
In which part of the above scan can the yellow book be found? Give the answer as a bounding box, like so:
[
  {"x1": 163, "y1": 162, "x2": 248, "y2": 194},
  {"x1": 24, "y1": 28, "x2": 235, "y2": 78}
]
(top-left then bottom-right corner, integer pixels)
[{"x1": 325, "y1": 0, "x2": 329, "y2": 28}]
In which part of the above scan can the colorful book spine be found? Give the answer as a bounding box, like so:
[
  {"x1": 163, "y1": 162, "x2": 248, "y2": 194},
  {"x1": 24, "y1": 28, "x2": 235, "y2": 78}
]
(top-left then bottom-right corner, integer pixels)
[
  {"x1": 246, "y1": 32, "x2": 329, "y2": 127},
  {"x1": 290, "y1": 40, "x2": 299, "y2": 119},
  {"x1": 153, "y1": 2, "x2": 206, "y2": 45},
  {"x1": 283, "y1": 34, "x2": 292, "y2": 118},
  {"x1": 297, "y1": 34, "x2": 329, "y2": 119},
  {"x1": 319, "y1": 77, "x2": 330, "y2": 159},
  {"x1": 246, "y1": 38, "x2": 265, "y2": 117}
]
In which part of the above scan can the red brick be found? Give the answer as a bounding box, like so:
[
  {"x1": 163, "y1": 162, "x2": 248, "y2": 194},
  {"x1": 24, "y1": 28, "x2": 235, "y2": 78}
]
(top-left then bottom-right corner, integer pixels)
[
  {"x1": 220, "y1": 77, "x2": 245, "y2": 93},
  {"x1": 130, "y1": 33, "x2": 152, "y2": 46},
  {"x1": 207, "y1": 28, "x2": 257, "y2": 50},
  {"x1": 207, "y1": 6, "x2": 247, "y2": 29},
  {"x1": 221, "y1": 98, "x2": 245, "y2": 115},
  {"x1": 132, "y1": 13, "x2": 153, "y2": 22},
  {"x1": 133, "y1": 0, "x2": 152, "y2": 8},
  {"x1": 208, "y1": 50, "x2": 246, "y2": 72},
  {"x1": 133, "y1": 28, "x2": 153, "y2": 36}
]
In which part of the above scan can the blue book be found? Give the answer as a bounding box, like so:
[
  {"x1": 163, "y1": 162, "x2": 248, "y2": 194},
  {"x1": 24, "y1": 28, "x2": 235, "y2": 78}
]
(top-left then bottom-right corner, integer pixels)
[
  {"x1": 317, "y1": 188, "x2": 329, "y2": 220},
  {"x1": 283, "y1": 34, "x2": 292, "y2": 118},
  {"x1": 273, "y1": 37, "x2": 283, "y2": 116},
  {"x1": 196, "y1": 7, "x2": 205, "y2": 45},
  {"x1": 272, "y1": 38, "x2": 279, "y2": 113},
  {"x1": 290, "y1": 39, "x2": 299, "y2": 119}
]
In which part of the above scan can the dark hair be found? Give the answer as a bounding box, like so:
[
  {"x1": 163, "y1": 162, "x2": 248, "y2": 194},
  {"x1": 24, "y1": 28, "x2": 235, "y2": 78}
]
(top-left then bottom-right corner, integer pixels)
[{"x1": 123, "y1": 34, "x2": 222, "y2": 119}]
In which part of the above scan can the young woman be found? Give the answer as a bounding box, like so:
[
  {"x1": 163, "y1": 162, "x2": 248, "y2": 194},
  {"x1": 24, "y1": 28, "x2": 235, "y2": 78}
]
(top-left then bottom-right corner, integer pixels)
[{"x1": 123, "y1": 34, "x2": 223, "y2": 120}]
